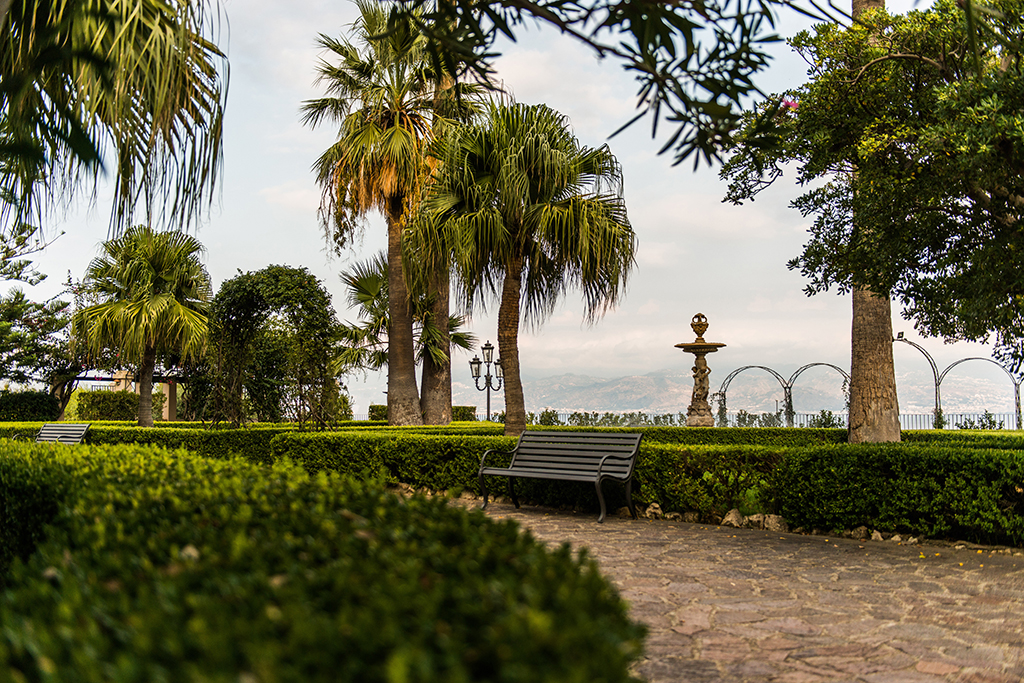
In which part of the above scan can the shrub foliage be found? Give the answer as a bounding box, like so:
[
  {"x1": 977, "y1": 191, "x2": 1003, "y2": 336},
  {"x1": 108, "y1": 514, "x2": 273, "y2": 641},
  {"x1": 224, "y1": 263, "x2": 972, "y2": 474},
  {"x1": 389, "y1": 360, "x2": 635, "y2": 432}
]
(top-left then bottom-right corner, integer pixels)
[
  {"x1": 0, "y1": 443, "x2": 646, "y2": 681},
  {"x1": 0, "y1": 391, "x2": 59, "y2": 421}
]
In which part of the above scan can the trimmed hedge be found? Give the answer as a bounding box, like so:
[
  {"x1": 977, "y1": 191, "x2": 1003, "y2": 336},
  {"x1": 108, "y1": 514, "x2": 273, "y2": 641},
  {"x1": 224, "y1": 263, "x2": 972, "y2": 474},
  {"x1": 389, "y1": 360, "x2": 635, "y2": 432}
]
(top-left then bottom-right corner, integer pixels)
[
  {"x1": 770, "y1": 442, "x2": 1024, "y2": 545},
  {"x1": 76, "y1": 390, "x2": 138, "y2": 421},
  {"x1": 453, "y1": 405, "x2": 477, "y2": 421},
  {"x1": 268, "y1": 431, "x2": 784, "y2": 517},
  {"x1": 0, "y1": 391, "x2": 59, "y2": 422},
  {"x1": 0, "y1": 443, "x2": 646, "y2": 681},
  {"x1": 0, "y1": 423, "x2": 292, "y2": 465}
]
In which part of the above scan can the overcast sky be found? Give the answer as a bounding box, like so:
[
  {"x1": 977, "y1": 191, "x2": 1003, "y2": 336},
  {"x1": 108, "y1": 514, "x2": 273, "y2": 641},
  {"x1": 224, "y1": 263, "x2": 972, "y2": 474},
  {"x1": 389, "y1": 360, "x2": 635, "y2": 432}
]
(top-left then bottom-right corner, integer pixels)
[{"x1": 20, "y1": 0, "x2": 1017, "y2": 416}]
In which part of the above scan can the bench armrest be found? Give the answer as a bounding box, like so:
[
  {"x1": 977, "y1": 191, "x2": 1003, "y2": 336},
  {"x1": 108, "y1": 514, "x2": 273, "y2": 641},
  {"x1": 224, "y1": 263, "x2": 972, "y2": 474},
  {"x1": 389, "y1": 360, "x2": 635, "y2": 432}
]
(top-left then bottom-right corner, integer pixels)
[
  {"x1": 596, "y1": 451, "x2": 639, "y2": 477},
  {"x1": 479, "y1": 446, "x2": 516, "y2": 471}
]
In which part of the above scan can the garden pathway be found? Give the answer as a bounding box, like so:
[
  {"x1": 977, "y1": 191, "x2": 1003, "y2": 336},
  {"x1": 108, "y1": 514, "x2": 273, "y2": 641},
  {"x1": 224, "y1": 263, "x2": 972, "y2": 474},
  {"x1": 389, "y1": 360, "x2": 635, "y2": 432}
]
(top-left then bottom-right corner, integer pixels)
[{"x1": 477, "y1": 501, "x2": 1024, "y2": 683}]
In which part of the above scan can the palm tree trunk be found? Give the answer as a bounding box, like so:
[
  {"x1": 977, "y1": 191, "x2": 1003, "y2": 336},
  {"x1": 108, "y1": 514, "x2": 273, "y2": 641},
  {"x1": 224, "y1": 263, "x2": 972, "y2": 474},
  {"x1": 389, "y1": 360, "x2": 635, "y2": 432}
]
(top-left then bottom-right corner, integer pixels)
[
  {"x1": 420, "y1": 267, "x2": 452, "y2": 424},
  {"x1": 499, "y1": 257, "x2": 526, "y2": 436},
  {"x1": 138, "y1": 343, "x2": 157, "y2": 427},
  {"x1": 848, "y1": 287, "x2": 901, "y2": 442},
  {"x1": 386, "y1": 205, "x2": 423, "y2": 425}
]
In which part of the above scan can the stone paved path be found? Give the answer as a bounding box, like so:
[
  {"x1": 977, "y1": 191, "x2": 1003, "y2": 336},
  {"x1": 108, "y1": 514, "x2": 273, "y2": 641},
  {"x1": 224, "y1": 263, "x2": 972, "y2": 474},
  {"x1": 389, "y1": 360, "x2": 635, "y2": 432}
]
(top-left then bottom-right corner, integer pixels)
[{"x1": 479, "y1": 501, "x2": 1024, "y2": 683}]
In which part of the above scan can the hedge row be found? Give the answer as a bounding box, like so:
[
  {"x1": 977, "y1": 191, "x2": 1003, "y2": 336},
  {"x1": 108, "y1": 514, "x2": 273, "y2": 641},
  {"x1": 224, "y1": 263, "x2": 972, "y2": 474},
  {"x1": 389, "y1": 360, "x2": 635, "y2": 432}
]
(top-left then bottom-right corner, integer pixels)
[
  {"x1": 0, "y1": 442, "x2": 646, "y2": 681},
  {"x1": 771, "y1": 442, "x2": 1024, "y2": 545},
  {"x1": 0, "y1": 423, "x2": 291, "y2": 464},
  {"x1": 268, "y1": 431, "x2": 784, "y2": 518},
  {"x1": 267, "y1": 431, "x2": 1024, "y2": 545},
  {"x1": 0, "y1": 391, "x2": 60, "y2": 422}
]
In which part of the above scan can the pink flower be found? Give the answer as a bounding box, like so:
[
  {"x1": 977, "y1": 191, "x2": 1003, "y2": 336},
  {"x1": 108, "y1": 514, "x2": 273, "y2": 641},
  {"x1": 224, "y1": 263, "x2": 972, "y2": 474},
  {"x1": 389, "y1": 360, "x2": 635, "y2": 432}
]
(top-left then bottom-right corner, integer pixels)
[{"x1": 782, "y1": 99, "x2": 799, "y2": 111}]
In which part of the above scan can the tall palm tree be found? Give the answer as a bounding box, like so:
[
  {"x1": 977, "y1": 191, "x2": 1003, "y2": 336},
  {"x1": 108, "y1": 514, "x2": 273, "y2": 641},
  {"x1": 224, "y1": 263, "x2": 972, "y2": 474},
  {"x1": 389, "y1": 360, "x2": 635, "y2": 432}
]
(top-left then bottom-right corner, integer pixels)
[
  {"x1": 0, "y1": 0, "x2": 227, "y2": 231},
  {"x1": 301, "y1": 0, "x2": 479, "y2": 426},
  {"x1": 301, "y1": 0, "x2": 434, "y2": 426},
  {"x1": 422, "y1": 101, "x2": 637, "y2": 436},
  {"x1": 74, "y1": 225, "x2": 211, "y2": 427}
]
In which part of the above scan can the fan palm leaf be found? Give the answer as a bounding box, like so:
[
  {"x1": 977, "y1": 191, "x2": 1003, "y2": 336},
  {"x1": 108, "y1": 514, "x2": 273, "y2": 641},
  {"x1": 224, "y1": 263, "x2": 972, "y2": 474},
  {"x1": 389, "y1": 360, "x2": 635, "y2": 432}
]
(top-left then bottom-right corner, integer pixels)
[{"x1": 0, "y1": 0, "x2": 227, "y2": 230}]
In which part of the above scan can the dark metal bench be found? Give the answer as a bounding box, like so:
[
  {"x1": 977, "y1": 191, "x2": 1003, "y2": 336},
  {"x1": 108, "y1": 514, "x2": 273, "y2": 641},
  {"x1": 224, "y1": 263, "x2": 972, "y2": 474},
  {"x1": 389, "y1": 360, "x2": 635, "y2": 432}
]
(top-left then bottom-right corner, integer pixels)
[
  {"x1": 478, "y1": 431, "x2": 643, "y2": 522},
  {"x1": 15, "y1": 423, "x2": 91, "y2": 444}
]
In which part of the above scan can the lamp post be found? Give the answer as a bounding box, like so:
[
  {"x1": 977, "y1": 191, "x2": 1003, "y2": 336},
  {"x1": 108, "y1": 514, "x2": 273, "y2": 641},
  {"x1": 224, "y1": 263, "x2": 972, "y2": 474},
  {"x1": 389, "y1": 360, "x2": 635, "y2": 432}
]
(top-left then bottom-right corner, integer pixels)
[{"x1": 470, "y1": 340, "x2": 503, "y2": 421}]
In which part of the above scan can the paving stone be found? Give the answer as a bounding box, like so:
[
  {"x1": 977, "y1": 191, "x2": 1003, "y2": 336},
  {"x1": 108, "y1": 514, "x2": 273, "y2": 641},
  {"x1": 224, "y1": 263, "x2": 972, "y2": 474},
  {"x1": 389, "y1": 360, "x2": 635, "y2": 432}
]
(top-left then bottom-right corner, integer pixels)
[{"x1": 475, "y1": 500, "x2": 1024, "y2": 683}]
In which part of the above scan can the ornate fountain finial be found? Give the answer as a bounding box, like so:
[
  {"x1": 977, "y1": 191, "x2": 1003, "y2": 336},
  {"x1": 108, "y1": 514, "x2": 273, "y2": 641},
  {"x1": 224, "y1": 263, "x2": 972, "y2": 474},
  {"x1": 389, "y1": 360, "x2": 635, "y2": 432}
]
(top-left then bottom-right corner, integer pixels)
[{"x1": 690, "y1": 313, "x2": 709, "y2": 342}]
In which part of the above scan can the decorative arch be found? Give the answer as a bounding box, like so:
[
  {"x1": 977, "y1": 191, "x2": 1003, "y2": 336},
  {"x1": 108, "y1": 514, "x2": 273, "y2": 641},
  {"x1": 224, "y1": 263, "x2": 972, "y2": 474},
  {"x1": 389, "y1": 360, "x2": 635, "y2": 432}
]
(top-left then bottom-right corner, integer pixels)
[
  {"x1": 201, "y1": 265, "x2": 341, "y2": 428},
  {"x1": 715, "y1": 363, "x2": 851, "y2": 427}
]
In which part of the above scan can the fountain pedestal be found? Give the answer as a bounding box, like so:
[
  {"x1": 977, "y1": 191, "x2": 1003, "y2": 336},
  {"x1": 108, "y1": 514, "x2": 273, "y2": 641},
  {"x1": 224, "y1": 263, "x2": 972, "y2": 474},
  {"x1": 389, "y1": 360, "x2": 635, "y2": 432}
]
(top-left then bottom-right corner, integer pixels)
[{"x1": 675, "y1": 313, "x2": 726, "y2": 427}]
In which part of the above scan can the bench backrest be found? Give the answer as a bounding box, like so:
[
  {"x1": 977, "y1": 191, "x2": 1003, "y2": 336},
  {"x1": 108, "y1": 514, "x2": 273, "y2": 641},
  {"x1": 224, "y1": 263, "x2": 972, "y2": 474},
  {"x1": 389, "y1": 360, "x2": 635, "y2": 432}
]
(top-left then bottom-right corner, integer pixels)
[
  {"x1": 510, "y1": 431, "x2": 642, "y2": 479},
  {"x1": 35, "y1": 423, "x2": 90, "y2": 444}
]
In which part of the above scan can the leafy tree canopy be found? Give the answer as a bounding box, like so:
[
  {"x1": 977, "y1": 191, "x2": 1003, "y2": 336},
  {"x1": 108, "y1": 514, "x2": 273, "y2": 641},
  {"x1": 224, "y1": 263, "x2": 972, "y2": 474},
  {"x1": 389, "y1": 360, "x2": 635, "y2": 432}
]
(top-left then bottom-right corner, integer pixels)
[
  {"x1": 721, "y1": 0, "x2": 1024, "y2": 369},
  {"x1": 389, "y1": 0, "x2": 833, "y2": 167}
]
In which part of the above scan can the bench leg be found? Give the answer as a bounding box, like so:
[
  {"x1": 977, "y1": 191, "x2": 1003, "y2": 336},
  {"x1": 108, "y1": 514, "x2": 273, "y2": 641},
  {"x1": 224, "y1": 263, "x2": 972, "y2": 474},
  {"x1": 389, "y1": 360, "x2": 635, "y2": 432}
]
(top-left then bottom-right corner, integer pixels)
[
  {"x1": 507, "y1": 478, "x2": 520, "y2": 509},
  {"x1": 595, "y1": 478, "x2": 607, "y2": 523},
  {"x1": 479, "y1": 474, "x2": 489, "y2": 510},
  {"x1": 626, "y1": 479, "x2": 638, "y2": 520}
]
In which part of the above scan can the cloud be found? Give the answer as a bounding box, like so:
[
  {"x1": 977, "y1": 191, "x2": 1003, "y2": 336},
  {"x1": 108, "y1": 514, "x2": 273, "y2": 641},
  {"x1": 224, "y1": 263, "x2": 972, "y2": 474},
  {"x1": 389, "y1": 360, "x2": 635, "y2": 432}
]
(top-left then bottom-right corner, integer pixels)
[{"x1": 258, "y1": 181, "x2": 321, "y2": 212}]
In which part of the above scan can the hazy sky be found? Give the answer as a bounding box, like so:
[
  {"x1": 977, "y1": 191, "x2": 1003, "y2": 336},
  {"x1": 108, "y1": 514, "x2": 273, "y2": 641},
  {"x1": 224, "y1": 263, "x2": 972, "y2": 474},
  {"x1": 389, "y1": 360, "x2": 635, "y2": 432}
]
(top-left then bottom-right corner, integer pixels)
[{"x1": 20, "y1": 0, "x2": 1017, "y2": 416}]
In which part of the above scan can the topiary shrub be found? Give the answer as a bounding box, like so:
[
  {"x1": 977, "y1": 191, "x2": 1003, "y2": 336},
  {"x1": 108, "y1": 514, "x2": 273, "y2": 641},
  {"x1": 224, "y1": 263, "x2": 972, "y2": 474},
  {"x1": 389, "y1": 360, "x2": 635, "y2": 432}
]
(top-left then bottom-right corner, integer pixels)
[
  {"x1": 76, "y1": 390, "x2": 138, "y2": 421},
  {"x1": 368, "y1": 404, "x2": 387, "y2": 421},
  {"x1": 0, "y1": 391, "x2": 59, "y2": 421},
  {"x1": 452, "y1": 405, "x2": 477, "y2": 421},
  {"x1": 0, "y1": 443, "x2": 646, "y2": 681}
]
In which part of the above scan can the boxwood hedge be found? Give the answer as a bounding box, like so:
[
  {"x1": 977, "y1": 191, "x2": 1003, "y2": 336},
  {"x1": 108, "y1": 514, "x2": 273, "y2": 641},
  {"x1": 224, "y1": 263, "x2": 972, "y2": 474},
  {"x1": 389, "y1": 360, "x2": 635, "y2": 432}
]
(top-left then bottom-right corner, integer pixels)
[
  {"x1": 0, "y1": 442, "x2": 646, "y2": 682},
  {"x1": 770, "y1": 442, "x2": 1024, "y2": 545}
]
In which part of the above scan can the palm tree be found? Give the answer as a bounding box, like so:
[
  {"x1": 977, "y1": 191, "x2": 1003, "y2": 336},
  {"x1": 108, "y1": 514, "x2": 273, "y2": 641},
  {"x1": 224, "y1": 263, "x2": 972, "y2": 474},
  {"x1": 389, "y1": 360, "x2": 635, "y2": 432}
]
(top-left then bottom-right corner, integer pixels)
[
  {"x1": 301, "y1": 0, "x2": 479, "y2": 426},
  {"x1": 301, "y1": 0, "x2": 434, "y2": 426},
  {"x1": 422, "y1": 101, "x2": 637, "y2": 436},
  {"x1": 0, "y1": 0, "x2": 227, "y2": 230},
  {"x1": 334, "y1": 252, "x2": 475, "y2": 398},
  {"x1": 74, "y1": 225, "x2": 211, "y2": 427}
]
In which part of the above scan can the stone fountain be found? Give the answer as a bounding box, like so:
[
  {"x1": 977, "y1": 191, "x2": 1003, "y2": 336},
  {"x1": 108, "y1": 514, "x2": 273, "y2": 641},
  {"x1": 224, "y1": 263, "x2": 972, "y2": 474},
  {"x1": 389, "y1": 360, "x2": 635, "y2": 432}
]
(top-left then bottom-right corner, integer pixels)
[{"x1": 675, "y1": 313, "x2": 726, "y2": 427}]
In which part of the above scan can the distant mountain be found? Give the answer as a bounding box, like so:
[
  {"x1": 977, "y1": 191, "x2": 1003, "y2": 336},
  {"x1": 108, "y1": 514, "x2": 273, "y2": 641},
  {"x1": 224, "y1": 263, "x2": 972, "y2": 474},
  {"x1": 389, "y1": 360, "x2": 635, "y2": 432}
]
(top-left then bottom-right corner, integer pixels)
[{"x1": 452, "y1": 366, "x2": 1016, "y2": 416}]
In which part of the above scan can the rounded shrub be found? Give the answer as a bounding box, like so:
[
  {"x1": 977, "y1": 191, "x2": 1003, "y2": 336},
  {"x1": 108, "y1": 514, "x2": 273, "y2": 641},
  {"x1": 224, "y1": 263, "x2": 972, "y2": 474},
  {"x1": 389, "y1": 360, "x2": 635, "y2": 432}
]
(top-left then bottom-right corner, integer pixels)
[{"x1": 0, "y1": 444, "x2": 646, "y2": 681}]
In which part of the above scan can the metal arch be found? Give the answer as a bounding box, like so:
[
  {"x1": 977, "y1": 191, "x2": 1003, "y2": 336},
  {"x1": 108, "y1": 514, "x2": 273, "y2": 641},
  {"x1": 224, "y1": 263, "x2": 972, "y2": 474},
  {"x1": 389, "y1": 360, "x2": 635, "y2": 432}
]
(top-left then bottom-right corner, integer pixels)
[
  {"x1": 717, "y1": 365, "x2": 789, "y2": 395},
  {"x1": 938, "y1": 357, "x2": 1023, "y2": 430},
  {"x1": 893, "y1": 336, "x2": 943, "y2": 422},
  {"x1": 717, "y1": 365, "x2": 793, "y2": 427},
  {"x1": 787, "y1": 362, "x2": 851, "y2": 386},
  {"x1": 786, "y1": 363, "x2": 851, "y2": 428}
]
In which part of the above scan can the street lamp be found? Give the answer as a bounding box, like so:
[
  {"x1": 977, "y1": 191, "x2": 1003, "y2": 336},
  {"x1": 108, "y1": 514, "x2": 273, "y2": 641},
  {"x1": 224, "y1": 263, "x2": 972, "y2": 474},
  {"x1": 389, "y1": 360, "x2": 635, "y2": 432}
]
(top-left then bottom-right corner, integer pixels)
[{"x1": 470, "y1": 340, "x2": 503, "y2": 421}]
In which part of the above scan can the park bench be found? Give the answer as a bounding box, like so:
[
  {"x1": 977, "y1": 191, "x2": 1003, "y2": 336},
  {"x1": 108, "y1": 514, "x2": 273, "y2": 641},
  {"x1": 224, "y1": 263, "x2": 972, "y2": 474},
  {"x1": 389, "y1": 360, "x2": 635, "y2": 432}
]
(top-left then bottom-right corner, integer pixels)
[
  {"x1": 15, "y1": 423, "x2": 91, "y2": 445},
  {"x1": 478, "y1": 431, "x2": 643, "y2": 523}
]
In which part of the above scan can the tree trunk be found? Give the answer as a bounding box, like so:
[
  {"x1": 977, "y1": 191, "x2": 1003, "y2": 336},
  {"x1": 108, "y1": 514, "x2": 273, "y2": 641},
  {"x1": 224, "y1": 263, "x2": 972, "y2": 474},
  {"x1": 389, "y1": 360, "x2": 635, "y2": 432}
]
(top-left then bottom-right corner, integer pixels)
[
  {"x1": 498, "y1": 257, "x2": 526, "y2": 437},
  {"x1": 848, "y1": 287, "x2": 901, "y2": 442},
  {"x1": 846, "y1": 0, "x2": 900, "y2": 444},
  {"x1": 138, "y1": 344, "x2": 157, "y2": 427},
  {"x1": 420, "y1": 267, "x2": 452, "y2": 424},
  {"x1": 386, "y1": 203, "x2": 423, "y2": 425}
]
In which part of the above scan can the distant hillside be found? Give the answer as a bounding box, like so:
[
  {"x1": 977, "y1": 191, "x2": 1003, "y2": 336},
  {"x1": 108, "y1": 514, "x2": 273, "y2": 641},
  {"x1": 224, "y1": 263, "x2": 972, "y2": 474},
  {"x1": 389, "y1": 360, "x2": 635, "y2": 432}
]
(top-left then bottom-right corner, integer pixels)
[{"x1": 452, "y1": 366, "x2": 1016, "y2": 416}]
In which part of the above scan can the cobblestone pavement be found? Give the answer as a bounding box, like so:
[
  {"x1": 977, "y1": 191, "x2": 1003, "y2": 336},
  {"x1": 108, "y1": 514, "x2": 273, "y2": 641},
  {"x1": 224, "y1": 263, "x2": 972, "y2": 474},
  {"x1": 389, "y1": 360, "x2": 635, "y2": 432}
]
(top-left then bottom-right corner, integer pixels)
[{"x1": 478, "y1": 501, "x2": 1024, "y2": 683}]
